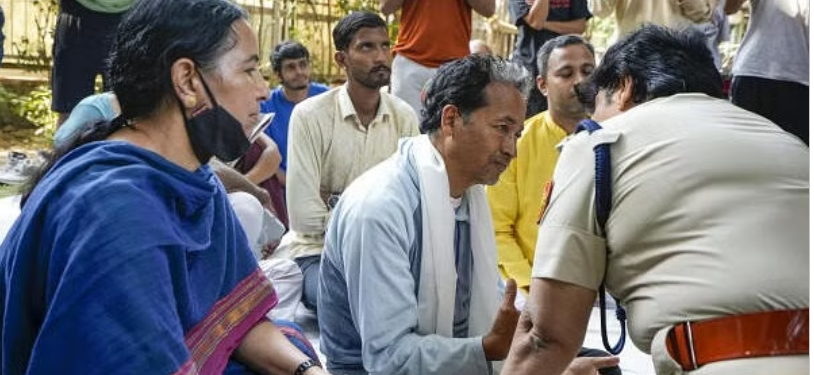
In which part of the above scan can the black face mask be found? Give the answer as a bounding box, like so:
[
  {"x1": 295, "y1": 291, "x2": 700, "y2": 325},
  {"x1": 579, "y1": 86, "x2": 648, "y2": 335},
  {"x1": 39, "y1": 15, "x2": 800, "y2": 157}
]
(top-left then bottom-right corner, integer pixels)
[{"x1": 180, "y1": 72, "x2": 250, "y2": 165}]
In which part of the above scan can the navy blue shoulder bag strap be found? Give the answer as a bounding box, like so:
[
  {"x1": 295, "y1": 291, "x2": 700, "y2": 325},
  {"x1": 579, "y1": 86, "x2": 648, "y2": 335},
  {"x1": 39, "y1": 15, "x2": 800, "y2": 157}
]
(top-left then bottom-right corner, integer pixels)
[{"x1": 574, "y1": 118, "x2": 627, "y2": 355}]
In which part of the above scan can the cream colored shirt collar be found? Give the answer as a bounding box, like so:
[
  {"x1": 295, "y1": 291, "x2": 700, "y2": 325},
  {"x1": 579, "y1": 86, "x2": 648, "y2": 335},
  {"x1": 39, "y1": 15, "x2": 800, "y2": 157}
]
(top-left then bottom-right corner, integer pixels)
[{"x1": 337, "y1": 84, "x2": 391, "y2": 127}]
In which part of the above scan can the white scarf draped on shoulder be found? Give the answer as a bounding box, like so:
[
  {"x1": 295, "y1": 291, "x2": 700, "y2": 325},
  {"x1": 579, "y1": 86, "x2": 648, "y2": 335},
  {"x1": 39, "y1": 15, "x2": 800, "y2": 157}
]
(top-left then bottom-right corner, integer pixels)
[{"x1": 410, "y1": 134, "x2": 500, "y2": 338}]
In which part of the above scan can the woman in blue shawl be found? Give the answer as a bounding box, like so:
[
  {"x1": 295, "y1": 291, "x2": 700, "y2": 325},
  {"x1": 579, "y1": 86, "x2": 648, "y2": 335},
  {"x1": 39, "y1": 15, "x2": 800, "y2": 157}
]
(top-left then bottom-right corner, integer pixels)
[{"x1": 0, "y1": 1, "x2": 326, "y2": 374}]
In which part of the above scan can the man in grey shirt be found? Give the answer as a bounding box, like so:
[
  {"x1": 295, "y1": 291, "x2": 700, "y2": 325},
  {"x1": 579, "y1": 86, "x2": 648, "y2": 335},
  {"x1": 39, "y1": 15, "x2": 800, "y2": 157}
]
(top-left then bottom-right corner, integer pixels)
[{"x1": 317, "y1": 54, "x2": 619, "y2": 375}]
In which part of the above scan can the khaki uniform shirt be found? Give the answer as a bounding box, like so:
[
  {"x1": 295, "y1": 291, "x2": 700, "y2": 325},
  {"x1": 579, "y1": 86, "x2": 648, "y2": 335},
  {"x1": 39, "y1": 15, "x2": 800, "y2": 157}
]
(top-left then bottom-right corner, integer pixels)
[{"x1": 532, "y1": 94, "x2": 809, "y2": 374}]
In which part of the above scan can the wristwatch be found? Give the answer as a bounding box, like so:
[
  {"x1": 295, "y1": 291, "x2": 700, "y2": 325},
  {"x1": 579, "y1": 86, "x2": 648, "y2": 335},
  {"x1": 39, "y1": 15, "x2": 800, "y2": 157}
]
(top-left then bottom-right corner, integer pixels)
[{"x1": 293, "y1": 358, "x2": 320, "y2": 375}]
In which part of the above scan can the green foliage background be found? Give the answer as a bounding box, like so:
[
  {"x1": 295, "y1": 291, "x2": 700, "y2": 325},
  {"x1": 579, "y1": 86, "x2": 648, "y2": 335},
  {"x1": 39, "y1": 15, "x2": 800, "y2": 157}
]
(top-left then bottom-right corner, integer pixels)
[{"x1": 1, "y1": 0, "x2": 617, "y2": 143}]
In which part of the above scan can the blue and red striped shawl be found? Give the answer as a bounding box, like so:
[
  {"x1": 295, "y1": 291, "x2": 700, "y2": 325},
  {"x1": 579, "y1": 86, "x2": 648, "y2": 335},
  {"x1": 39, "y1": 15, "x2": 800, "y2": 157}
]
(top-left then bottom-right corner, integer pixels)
[{"x1": 0, "y1": 141, "x2": 277, "y2": 375}]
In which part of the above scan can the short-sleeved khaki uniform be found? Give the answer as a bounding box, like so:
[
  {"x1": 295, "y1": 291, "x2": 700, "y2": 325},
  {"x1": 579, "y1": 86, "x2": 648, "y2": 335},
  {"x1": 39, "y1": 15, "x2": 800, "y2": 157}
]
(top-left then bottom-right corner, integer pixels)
[{"x1": 532, "y1": 94, "x2": 809, "y2": 374}]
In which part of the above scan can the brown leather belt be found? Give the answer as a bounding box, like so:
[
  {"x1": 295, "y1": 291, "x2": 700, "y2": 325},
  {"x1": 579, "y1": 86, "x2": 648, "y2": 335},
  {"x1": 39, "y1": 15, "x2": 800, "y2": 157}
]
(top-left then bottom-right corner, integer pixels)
[{"x1": 666, "y1": 309, "x2": 808, "y2": 371}]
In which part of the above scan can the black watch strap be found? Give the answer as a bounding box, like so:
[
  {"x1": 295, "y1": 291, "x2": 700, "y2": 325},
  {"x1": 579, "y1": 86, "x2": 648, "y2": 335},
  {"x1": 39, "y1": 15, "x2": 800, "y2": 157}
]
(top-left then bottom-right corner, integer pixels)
[{"x1": 293, "y1": 358, "x2": 320, "y2": 375}]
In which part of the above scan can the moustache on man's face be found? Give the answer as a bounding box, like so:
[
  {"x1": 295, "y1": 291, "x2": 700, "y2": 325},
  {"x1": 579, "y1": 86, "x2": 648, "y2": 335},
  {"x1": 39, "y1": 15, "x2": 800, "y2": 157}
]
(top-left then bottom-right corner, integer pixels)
[{"x1": 371, "y1": 65, "x2": 391, "y2": 74}]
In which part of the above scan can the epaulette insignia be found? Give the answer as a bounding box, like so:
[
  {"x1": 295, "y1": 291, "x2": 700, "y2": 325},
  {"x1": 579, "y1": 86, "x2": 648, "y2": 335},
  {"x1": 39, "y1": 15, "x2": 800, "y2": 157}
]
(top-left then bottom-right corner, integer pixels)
[{"x1": 536, "y1": 180, "x2": 554, "y2": 225}]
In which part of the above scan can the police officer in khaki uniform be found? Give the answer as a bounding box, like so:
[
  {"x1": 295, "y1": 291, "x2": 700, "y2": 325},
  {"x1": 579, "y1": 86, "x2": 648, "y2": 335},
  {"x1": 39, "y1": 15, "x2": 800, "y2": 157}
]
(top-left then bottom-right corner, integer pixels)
[{"x1": 502, "y1": 25, "x2": 809, "y2": 375}]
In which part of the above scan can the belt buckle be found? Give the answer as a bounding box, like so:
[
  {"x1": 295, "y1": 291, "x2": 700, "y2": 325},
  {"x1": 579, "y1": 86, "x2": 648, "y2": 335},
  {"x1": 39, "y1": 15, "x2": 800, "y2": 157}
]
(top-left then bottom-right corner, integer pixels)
[
  {"x1": 668, "y1": 320, "x2": 700, "y2": 371},
  {"x1": 682, "y1": 321, "x2": 699, "y2": 371}
]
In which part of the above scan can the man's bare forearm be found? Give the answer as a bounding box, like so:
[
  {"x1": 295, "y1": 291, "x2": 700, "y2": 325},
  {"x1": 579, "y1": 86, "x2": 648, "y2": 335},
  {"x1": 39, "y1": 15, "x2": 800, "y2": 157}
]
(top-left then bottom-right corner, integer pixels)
[
  {"x1": 245, "y1": 135, "x2": 281, "y2": 185},
  {"x1": 539, "y1": 19, "x2": 587, "y2": 34},
  {"x1": 523, "y1": 0, "x2": 549, "y2": 30}
]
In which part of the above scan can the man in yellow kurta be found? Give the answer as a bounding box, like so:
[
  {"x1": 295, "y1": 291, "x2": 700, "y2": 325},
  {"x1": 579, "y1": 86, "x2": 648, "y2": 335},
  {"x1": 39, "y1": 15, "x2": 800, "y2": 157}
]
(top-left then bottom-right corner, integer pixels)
[{"x1": 487, "y1": 35, "x2": 596, "y2": 292}]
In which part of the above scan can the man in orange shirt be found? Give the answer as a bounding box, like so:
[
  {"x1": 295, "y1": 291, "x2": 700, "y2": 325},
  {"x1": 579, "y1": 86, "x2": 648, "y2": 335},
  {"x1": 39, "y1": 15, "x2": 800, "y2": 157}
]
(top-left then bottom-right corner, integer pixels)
[{"x1": 380, "y1": 0, "x2": 496, "y2": 115}]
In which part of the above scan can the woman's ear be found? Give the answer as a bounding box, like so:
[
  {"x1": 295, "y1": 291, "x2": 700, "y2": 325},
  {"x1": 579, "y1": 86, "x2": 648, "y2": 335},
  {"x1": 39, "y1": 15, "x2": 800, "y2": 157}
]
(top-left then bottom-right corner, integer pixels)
[
  {"x1": 617, "y1": 76, "x2": 636, "y2": 111},
  {"x1": 170, "y1": 58, "x2": 200, "y2": 109}
]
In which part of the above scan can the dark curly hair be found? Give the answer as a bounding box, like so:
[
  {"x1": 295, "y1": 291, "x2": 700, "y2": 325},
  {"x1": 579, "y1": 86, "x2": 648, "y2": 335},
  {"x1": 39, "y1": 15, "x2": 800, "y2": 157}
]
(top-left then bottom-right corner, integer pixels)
[
  {"x1": 420, "y1": 54, "x2": 531, "y2": 134},
  {"x1": 271, "y1": 40, "x2": 310, "y2": 74},
  {"x1": 590, "y1": 24, "x2": 723, "y2": 105}
]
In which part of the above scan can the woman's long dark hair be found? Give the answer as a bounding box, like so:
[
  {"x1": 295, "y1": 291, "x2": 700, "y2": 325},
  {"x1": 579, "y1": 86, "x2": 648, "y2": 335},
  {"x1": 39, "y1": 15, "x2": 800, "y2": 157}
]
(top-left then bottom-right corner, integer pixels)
[{"x1": 22, "y1": 0, "x2": 247, "y2": 206}]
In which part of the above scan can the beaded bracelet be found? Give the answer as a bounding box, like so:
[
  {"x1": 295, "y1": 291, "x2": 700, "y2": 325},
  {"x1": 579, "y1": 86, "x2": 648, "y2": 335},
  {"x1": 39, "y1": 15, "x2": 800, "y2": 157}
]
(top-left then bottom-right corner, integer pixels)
[{"x1": 293, "y1": 358, "x2": 320, "y2": 375}]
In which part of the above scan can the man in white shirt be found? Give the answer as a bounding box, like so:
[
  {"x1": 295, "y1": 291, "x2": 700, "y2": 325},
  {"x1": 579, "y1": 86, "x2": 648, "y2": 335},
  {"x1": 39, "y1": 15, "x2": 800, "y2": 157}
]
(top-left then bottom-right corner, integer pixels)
[{"x1": 282, "y1": 11, "x2": 419, "y2": 312}]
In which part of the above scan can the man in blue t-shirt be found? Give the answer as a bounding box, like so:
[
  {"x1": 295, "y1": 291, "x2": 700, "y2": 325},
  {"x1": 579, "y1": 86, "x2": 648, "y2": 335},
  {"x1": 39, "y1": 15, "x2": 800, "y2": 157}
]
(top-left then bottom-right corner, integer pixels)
[
  {"x1": 509, "y1": 0, "x2": 592, "y2": 118},
  {"x1": 260, "y1": 41, "x2": 329, "y2": 186}
]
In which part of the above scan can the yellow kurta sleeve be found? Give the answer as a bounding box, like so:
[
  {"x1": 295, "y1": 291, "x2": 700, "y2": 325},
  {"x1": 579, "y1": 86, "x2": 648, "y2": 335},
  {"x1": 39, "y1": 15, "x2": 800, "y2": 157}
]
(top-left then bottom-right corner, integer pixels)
[
  {"x1": 487, "y1": 112, "x2": 569, "y2": 292},
  {"x1": 487, "y1": 159, "x2": 533, "y2": 291}
]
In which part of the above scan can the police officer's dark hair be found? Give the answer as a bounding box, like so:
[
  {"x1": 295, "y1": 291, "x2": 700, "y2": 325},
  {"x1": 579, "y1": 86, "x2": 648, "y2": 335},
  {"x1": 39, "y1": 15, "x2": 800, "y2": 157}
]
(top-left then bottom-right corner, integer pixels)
[
  {"x1": 22, "y1": 0, "x2": 247, "y2": 206},
  {"x1": 536, "y1": 34, "x2": 595, "y2": 77},
  {"x1": 590, "y1": 24, "x2": 723, "y2": 105},
  {"x1": 332, "y1": 11, "x2": 386, "y2": 51},
  {"x1": 271, "y1": 40, "x2": 310, "y2": 74},
  {"x1": 420, "y1": 55, "x2": 531, "y2": 134}
]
